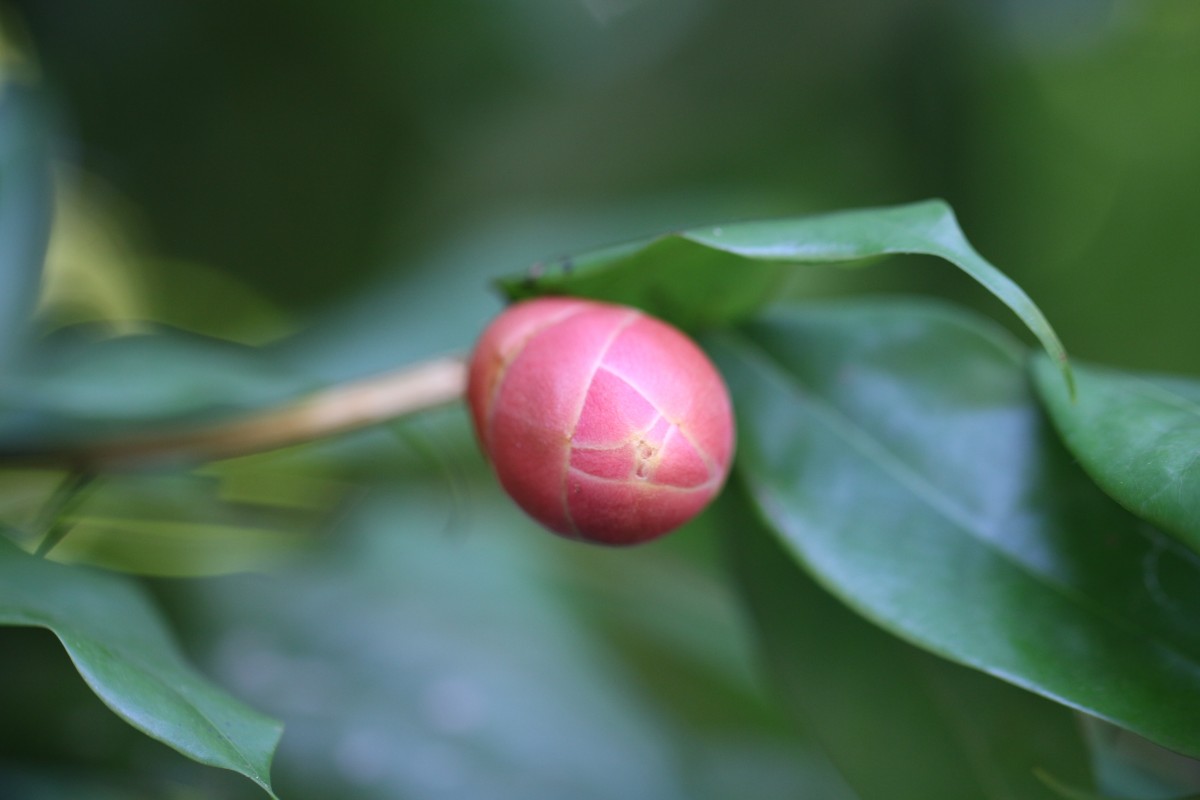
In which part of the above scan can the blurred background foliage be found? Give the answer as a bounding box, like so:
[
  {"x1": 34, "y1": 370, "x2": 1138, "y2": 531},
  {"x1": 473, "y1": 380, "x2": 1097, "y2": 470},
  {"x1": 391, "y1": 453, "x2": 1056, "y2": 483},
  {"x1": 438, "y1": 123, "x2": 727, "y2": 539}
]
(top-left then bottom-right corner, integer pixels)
[
  {"x1": 3, "y1": 0, "x2": 1200, "y2": 797},
  {"x1": 12, "y1": 0, "x2": 1200, "y2": 374}
]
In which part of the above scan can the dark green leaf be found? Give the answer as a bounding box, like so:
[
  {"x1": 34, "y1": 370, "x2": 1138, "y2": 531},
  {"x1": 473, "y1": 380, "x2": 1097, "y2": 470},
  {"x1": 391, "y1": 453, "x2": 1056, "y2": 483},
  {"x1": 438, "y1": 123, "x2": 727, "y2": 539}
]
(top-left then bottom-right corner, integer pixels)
[
  {"x1": 500, "y1": 200, "x2": 1072, "y2": 392},
  {"x1": 707, "y1": 299, "x2": 1200, "y2": 758},
  {"x1": 0, "y1": 82, "x2": 54, "y2": 369},
  {"x1": 0, "y1": 538, "x2": 282, "y2": 797},
  {"x1": 723, "y1": 486, "x2": 1094, "y2": 800},
  {"x1": 1032, "y1": 357, "x2": 1200, "y2": 553}
]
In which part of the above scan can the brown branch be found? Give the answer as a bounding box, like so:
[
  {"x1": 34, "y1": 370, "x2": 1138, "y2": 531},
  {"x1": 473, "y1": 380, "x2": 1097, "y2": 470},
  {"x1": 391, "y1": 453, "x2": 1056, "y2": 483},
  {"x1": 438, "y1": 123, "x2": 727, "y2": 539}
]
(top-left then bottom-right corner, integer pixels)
[{"x1": 6, "y1": 355, "x2": 469, "y2": 470}]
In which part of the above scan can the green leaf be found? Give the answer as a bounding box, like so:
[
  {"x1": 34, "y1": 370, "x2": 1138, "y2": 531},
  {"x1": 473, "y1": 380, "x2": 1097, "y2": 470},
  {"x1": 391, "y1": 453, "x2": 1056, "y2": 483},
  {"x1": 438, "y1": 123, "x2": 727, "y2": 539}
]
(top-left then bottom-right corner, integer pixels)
[
  {"x1": 0, "y1": 327, "x2": 315, "y2": 455},
  {"x1": 0, "y1": 82, "x2": 54, "y2": 369},
  {"x1": 0, "y1": 460, "x2": 341, "y2": 576},
  {"x1": 723, "y1": 486, "x2": 1095, "y2": 800},
  {"x1": 707, "y1": 298, "x2": 1200, "y2": 758},
  {"x1": 1032, "y1": 357, "x2": 1200, "y2": 553},
  {"x1": 0, "y1": 538, "x2": 282, "y2": 797},
  {"x1": 500, "y1": 199, "x2": 1072, "y2": 393}
]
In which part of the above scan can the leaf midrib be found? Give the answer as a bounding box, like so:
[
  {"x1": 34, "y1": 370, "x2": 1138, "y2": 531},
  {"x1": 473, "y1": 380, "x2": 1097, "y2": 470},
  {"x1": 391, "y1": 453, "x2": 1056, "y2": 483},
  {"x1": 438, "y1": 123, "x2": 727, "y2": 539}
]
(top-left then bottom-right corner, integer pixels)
[
  {"x1": 62, "y1": 616, "x2": 273, "y2": 777},
  {"x1": 724, "y1": 327, "x2": 1200, "y2": 677},
  {"x1": 0, "y1": 601, "x2": 276, "y2": 793},
  {"x1": 58, "y1": 628, "x2": 277, "y2": 790}
]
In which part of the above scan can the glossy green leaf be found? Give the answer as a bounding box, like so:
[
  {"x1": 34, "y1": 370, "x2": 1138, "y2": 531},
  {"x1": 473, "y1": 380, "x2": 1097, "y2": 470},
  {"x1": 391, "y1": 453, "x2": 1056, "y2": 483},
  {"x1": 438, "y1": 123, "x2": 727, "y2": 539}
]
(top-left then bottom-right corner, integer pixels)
[
  {"x1": 500, "y1": 199, "x2": 1072, "y2": 392},
  {"x1": 707, "y1": 299, "x2": 1200, "y2": 758},
  {"x1": 0, "y1": 82, "x2": 54, "y2": 369},
  {"x1": 1032, "y1": 357, "x2": 1200, "y2": 552},
  {"x1": 0, "y1": 538, "x2": 282, "y2": 797},
  {"x1": 724, "y1": 488, "x2": 1095, "y2": 800}
]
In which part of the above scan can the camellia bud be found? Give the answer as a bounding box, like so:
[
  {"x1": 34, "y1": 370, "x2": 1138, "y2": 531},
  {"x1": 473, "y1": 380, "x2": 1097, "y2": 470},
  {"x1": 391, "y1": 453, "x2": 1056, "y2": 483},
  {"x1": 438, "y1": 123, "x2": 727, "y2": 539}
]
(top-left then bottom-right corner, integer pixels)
[{"x1": 467, "y1": 297, "x2": 735, "y2": 545}]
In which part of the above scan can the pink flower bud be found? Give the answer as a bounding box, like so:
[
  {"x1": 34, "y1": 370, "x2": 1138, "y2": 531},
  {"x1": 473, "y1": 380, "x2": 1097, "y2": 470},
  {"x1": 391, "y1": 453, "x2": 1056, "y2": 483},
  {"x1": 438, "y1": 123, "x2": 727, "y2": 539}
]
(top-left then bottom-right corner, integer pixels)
[{"x1": 468, "y1": 297, "x2": 735, "y2": 545}]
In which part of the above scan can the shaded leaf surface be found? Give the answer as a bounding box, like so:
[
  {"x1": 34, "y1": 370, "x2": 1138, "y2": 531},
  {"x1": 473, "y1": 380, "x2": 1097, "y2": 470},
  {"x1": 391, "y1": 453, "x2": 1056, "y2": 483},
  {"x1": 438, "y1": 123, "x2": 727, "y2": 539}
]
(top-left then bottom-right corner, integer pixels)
[
  {"x1": 708, "y1": 299, "x2": 1200, "y2": 758},
  {"x1": 1036, "y1": 767, "x2": 1200, "y2": 800},
  {"x1": 0, "y1": 538, "x2": 282, "y2": 797},
  {"x1": 724, "y1": 488, "x2": 1094, "y2": 800},
  {"x1": 0, "y1": 328, "x2": 314, "y2": 455},
  {"x1": 0, "y1": 83, "x2": 54, "y2": 369},
  {"x1": 1033, "y1": 357, "x2": 1200, "y2": 553},
  {"x1": 501, "y1": 200, "x2": 1071, "y2": 390},
  {"x1": 1080, "y1": 715, "x2": 1200, "y2": 798}
]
